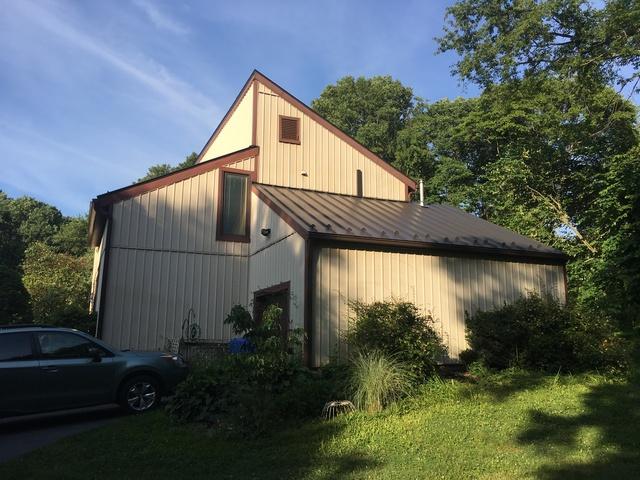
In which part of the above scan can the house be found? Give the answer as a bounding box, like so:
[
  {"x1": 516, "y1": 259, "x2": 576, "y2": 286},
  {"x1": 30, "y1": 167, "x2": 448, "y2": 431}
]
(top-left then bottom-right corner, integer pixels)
[{"x1": 88, "y1": 70, "x2": 568, "y2": 366}]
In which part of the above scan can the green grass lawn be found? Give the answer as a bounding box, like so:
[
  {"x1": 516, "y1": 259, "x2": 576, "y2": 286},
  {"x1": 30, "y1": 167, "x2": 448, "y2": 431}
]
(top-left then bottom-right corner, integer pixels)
[{"x1": 2, "y1": 371, "x2": 639, "y2": 480}]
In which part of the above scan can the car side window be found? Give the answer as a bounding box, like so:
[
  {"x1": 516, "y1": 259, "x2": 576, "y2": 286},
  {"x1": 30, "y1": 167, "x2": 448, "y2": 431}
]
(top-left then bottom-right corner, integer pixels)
[
  {"x1": 0, "y1": 333, "x2": 34, "y2": 362},
  {"x1": 37, "y1": 332, "x2": 107, "y2": 359}
]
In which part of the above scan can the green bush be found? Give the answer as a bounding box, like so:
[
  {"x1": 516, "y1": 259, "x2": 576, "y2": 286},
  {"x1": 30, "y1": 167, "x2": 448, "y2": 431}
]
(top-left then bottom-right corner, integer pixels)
[
  {"x1": 349, "y1": 350, "x2": 414, "y2": 413},
  {"x1": 464, "y1": 293, "x2": 629, "y2": 372},
  {"x1": 167, "y1": 355, "x2": 347, "y2": 436},
  {"x1": 165, "y1": 362, "x2": 226, "y2": 425},
  {"x1": 167, "y1": 304, "x2": 347, "y2": 436},
  {"x1": 344, "y1": 300, "x2": 446, "y2": 378}
]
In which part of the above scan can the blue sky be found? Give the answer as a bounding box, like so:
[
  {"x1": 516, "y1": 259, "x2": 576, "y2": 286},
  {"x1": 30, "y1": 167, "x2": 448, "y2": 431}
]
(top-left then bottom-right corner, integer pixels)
[{"x1": 0, "y1": 0, "x2": 478, "y2": 216}]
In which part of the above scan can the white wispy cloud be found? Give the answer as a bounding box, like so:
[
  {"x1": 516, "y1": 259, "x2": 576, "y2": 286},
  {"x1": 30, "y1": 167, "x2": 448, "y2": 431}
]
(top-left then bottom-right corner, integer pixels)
[
  {"x1": 8, "y1": 0, "x2": 216, "y2": 126},
  {"x1": 132, "y1": 0, "x2": 189, "y2": 35},
  {"x1": 0, "y1": 125, "x2": 134, "y2": 214}
]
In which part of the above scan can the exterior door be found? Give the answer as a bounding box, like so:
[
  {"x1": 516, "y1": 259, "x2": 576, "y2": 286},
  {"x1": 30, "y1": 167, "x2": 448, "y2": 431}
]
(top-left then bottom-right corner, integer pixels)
[
  {"x1": 0, "y1": 332, "x2": 40, "y2": 415},
  {"x1": 253, "y1": 282, "x2": 291, "y2": 343},
  {"x1": 35, "y1": 331, "x2": 117, "y2": 411}
]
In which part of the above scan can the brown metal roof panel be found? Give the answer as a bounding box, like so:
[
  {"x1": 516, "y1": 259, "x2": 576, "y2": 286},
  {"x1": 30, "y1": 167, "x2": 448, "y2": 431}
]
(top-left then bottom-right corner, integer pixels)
[{"x1": 253, "y1": 183, "x2": 566, "y2": 259}]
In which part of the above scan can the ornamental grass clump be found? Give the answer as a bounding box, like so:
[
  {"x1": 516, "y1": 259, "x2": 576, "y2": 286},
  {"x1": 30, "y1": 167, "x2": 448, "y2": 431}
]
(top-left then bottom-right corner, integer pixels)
[{"x1": 349, "y1": 350, "x2": 414, "y2": 414}]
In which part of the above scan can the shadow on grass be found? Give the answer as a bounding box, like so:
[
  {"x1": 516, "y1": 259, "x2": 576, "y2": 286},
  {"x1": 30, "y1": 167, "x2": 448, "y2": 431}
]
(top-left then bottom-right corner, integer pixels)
[
  {"x1": 457, "y1": 369, "x2": 549, "y2": 402},
  {"x1": 517, "y1": 379, "x2": 640, "y2": 479},
  {"x1": 238, "y1": 418, "x2": 382, "y2": 480},
  {"x1": 0, "y1": 410, "x2": 381, "y2": 480},
  {"x1": 517, "y1": 340, "x2": 640, "y2": 480}
]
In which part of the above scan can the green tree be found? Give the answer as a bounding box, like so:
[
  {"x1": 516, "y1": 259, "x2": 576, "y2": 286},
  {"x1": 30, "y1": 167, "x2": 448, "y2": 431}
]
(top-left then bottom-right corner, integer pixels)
[
  {"x1": 0, "y1": 265, "x2": 32, "y2": 324},
  {"x1": 176, "y1": 152, "x2": 198, "y2": 170},
  {"x1": 312, "y1": 76, "x2": 415, "y2": 163},
  {"x1": 0, "y1": 192, "x2": 92, "y2": 326},
  {"x1": 7, "y1": 196, "x2": 64, "y2": 248},
  {"x1": 569, "y1": 145, "x2": 640, "y2": 327},
  {"x1": 137, "y1": 152, "x2": 198, "y2": 182},
  {"x1": 22, "y1": 242, "x2": 95, "y2": 332},
  {"x1": 0, "y1": 192, "x2": 23, "y2": 269},
  {"x1": 438, "y1": 0, "x2": 640, "y2": 93},
  {"x1": 395, "y1": 97, "x2": 483, "y2": 183},
  {"x1": 51, "y1": 216, "x2": 90, "y2": 256}
]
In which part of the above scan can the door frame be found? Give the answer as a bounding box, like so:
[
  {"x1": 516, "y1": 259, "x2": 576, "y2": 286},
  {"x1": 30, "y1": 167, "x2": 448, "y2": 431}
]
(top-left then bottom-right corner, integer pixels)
[{"x1": 253, "y1": 281, "x2": 291, "y2": 333}]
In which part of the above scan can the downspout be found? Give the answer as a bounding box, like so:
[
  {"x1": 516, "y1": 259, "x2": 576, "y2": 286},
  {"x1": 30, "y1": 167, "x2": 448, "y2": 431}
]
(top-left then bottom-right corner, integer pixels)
[{"x1": 303, "y1": 238, "x2": 313, "y2": 368}]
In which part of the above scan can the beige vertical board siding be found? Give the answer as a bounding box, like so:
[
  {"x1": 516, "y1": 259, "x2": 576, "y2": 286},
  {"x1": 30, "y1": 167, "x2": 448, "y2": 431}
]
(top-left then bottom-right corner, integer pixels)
[
  {"x1": 312, "y1": 246, "x2": 566, "y2": 367},
  {"x1": 110, "y1": 169, "x2": 251, "y2": 257},
  {"x1": 255, "y1": 82, "x2": 407, "y2": 201},
  {"x1": 101, "y1": 165, "x2": 256, "y2": 350},
  {"x1": 225, "y1": 156, "x2": 256, "y2": 172},
  {"x1": 201, "y1": 88, "x2": 253, "y2": 161},
  {"x1": 248, "y1": 194, "x2": 306, "y2": 330},
  {"x1": 102, "y1": 248, "x2": 248, "y2": 350}
]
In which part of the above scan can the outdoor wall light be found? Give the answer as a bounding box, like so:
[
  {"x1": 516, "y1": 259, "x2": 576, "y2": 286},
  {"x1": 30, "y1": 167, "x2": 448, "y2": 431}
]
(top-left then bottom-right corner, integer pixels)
[{"x1": 261, "y1": 228, "x2": 271, "y2": 237}]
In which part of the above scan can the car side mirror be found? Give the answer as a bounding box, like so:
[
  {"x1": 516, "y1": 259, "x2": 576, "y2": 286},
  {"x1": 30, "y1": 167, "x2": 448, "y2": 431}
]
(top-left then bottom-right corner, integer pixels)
[{"x1": 89, "y1": 348, "x2": 102, "y2": 363}]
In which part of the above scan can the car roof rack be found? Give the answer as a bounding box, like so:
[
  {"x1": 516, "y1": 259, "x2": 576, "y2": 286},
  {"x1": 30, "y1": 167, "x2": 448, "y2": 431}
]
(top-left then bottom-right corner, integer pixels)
[{"x1": 0, "y1": 324, "x2": 58, "y2": 330}]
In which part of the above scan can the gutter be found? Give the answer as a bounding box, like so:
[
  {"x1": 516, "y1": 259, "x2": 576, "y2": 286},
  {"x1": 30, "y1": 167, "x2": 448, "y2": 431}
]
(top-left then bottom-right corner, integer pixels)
[{"x1": 309, "y1": 233, "x2": 569, "y2": 265}]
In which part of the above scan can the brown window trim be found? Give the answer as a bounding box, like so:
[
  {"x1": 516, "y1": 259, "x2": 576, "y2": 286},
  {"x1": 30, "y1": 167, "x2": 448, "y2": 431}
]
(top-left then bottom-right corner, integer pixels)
[
  {"x1": 278, "y1": 115, "x2": 301, "y2": 145},
  {"x1": 216, "y1": 167, "x2": 252, "y2": 243}
]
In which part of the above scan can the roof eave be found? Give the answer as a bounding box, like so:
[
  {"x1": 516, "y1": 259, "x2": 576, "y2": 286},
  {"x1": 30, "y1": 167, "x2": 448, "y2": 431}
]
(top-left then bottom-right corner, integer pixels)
[
  {"x1": 94, "y1": 146, "x2": 259, "y2": 208},
  {"x1": 308, "y1": 232, "x2": 568, "y2": 265}
]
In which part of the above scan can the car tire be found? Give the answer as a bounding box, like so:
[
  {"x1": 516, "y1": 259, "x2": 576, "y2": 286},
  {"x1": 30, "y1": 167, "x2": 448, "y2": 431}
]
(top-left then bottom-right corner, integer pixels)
[{"x1": 118, "y1": 375, "x2": 161, "y2": 414}]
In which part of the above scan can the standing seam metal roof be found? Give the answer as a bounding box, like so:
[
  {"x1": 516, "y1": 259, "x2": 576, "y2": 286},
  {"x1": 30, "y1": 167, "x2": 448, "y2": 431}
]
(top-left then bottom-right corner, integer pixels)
[{"x1": 253, "y1": 183, "x2": 567, "y2": 260}]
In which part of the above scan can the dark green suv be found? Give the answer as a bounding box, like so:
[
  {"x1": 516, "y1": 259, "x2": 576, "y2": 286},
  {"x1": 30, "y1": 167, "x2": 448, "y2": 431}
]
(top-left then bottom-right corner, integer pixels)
[{"x1": 0, "y1": 325, "x2": 188, "y2": 417}]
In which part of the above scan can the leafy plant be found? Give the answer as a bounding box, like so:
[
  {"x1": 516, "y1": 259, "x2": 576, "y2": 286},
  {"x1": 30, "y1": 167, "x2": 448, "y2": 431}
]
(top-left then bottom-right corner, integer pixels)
[
  {"x1": 349, "y1": 350, "x2": 414, "y2": 413},
  {"x1": 21, "y1": 242, "x2": 95, "y2": 332},
  {"x1": 464, "y1": 293, "x2": 629, "y2": 373},
  {"x1": 345, "y1": 300, "x2": 446, "y2": 379},
  {"x1": 169, "y1": 304, "x2": 340, "y2": 436}
]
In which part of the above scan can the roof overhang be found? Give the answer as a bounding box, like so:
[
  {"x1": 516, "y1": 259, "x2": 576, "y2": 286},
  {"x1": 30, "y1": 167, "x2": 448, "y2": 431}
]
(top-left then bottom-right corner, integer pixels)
[{"x1": 252, "y1": 183, "x2": 568, "y2": 265}]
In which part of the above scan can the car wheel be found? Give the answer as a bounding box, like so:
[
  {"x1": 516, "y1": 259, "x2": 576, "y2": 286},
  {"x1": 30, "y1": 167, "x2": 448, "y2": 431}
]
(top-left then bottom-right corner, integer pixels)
[{"x1": 118, "y1": 375, "x2": 160, "y2": 414}]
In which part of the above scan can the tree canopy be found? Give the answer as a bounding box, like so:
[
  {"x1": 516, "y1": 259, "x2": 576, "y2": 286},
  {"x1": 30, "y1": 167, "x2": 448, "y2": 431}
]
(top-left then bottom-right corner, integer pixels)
[
  {"x1": 311, "y1": 76, "x2": 415, "y2": 163},
  {"x1": 137, "y1": 152, "x2": 198, "y2": 183},
  {"x1": 437, "y1": 0, "x2": 640, "y2": 94},
  {"x1": 0, "y1": 191, "x2": 92, "y2": 326}
]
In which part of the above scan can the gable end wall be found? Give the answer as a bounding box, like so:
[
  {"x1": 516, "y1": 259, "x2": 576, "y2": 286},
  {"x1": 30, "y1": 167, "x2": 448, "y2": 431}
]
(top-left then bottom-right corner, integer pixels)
[{"x1": 255, "y1": 82, "x2": 408, "y2": 201}]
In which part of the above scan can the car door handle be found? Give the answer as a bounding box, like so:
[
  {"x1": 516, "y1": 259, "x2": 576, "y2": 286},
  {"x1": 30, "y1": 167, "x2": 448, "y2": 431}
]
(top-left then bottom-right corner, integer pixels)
[{"x1": 41, "y1": 366, "x2": 59, "y2": 373}]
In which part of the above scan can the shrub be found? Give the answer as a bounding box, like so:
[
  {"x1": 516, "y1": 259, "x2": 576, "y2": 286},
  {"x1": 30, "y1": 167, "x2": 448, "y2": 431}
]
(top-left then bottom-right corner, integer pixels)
[
  {"x1": 168, "y1": 304, "x2": 345, "y2": 436},
  {"x1": 165, "y1": 362, "x2": 227, "y2": 425},
  {"x1": 168, "y1": 355, "x2": 347, "y2": 435},
  {"x1": 464, "y1": 293, "x2": 629, "y2": 372},
  {"x1": 344, "y1": 300, "x2": 446, "y2": 378},
  {"x1": 349, "y1": 350, "x2": 414, "y2": 413}
]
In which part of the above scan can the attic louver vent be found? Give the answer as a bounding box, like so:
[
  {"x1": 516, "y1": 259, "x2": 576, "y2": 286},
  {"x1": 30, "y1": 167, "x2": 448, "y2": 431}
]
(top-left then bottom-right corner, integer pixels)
[{"x1": 279, "y1": 115, "x2": 300, "y2": 144}]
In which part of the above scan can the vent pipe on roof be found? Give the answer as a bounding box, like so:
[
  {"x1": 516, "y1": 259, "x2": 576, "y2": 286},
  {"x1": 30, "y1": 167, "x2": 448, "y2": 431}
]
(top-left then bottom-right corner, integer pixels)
[{"x1": 419, "y1": 179, "x2": 425, "y2": 207}]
